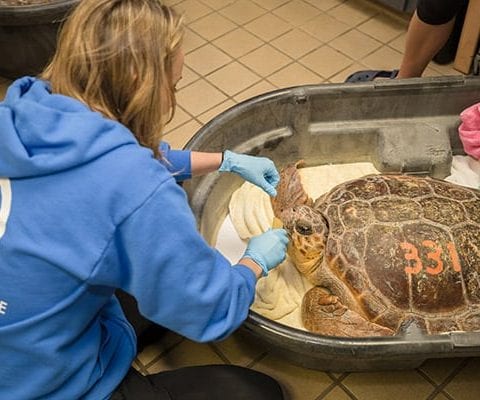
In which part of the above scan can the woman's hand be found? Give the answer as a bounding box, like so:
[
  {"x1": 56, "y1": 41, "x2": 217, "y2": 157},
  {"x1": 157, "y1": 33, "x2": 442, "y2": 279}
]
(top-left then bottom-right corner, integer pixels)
[
  {"x1": 219, "y1": 150, "x2": 280, "y2": 196},
  {"x1": 241, "y1": 228, "x2": 289, "y2": 277}
]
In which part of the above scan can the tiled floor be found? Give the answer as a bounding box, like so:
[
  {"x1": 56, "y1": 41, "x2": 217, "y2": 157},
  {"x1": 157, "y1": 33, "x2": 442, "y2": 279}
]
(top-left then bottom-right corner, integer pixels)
[
  {"x1": 1, "y1": 1, "x2": 478, "y2": 399},
  {"x1": 163, "y1": 0, "x2": 463, "y2": 150}
]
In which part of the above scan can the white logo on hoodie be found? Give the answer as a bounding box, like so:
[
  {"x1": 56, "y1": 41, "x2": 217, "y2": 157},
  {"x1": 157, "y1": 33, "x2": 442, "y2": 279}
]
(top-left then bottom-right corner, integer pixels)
[{"x1": 0, "y1": 178, "x2": 12, "y2": 239}]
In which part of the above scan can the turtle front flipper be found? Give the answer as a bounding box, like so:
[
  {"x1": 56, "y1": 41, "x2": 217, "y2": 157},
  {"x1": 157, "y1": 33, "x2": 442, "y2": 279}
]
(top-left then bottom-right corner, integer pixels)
[
  {"x1": 302, "y1": 287, "x2": 394, "y2": 337},
  {"x1": 271, "y1": 161, "x2": 313, "y2": 220}
]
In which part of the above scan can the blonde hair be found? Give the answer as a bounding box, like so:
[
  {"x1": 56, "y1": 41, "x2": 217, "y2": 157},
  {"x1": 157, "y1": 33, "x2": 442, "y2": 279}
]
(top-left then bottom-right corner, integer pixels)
[{"x1": 42, "y1": 0, "x2": 184, "y2": 158}]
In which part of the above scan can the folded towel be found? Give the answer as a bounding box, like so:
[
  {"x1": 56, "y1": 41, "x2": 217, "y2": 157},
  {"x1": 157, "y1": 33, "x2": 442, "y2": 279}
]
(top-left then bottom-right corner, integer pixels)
[{"x1": 459, "y1": 102, "x2": 480, "y2": 160}]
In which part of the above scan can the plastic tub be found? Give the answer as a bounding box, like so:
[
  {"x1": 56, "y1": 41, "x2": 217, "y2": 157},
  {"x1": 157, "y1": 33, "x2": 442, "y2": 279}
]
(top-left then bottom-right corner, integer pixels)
[
  {"x1": 182, "y1": 76, "x2": 480, "y2": 371},
  {"x1": 0, "y1": 0, "x2": 79, "y2": 79}
]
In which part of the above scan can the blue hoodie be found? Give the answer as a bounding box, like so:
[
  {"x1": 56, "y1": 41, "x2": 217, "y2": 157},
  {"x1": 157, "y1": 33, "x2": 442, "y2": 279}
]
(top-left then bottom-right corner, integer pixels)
[{"x1": 0, "y1": 77, "x2": 256, "y2": 399}]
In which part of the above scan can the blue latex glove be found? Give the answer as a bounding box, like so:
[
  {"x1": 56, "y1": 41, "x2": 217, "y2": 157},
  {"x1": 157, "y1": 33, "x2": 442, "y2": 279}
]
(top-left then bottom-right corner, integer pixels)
[
  {"x1": 219, "y1": 150, "x2": 280, "y2": 197},
  {"x1": 242, "y1": 229, "x2": 289, "y2": 276}
]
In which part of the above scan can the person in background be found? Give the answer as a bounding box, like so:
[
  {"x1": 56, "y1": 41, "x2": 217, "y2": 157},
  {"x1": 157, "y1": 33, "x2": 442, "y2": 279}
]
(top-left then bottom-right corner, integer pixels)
[
  {"x1": 346, "y1": 0, "x2": 468, "y2": 81},
  {"x1": 0, "y1": 0, "x2": 288, "y2": 399}
]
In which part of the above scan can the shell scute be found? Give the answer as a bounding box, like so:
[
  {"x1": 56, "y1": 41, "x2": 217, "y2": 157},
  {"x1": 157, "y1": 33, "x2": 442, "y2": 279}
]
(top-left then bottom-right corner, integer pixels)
[
  {"x1": 384, "y1": 175, "x2": 432, "y2": 197},
  {"x1": 419, "y1": 196, "x2": 467, "y2": 225},
  {"x1": 371, "y1": 197, "x2": 423, "y2": 222},
  {"x1": 463, "y1": 200, "x2": 480, "y2": 224},
  {"x1": 341, "y1": 231, "x2": 365, "y2": 266},
  {"x1": 430, "y1": 179, "x2": 477, "y2": 201},
  {"x1": 344, "y1": 267, "x2": 369, "y2": 294},
  {"x1": 364, "y1": 224, "x2": 410, "y2": 310},
  {"x1": 450, "y1": 225, "x2": 480, "y2": 303},
  {"x1": 339, "y1": 200, "x2": 373, "y2": 229},
  {"x1": 427, "y1": 318, "x2": 460, "y2": 333}
]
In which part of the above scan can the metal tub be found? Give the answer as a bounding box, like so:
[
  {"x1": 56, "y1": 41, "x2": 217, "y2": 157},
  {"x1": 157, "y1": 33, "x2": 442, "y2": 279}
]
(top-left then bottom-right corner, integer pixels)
[{"x1": 182, "y1": 76, "x2": 480, "y2": 371}]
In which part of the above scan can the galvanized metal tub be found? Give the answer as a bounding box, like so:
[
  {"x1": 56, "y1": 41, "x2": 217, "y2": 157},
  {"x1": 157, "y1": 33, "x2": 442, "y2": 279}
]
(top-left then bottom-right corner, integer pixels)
[{"x1": 183, "y1": 76, "x2": 480, "y2": 371}]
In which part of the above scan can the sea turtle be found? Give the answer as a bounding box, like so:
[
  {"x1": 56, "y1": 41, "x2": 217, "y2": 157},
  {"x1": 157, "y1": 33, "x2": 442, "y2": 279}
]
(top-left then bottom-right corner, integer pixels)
[{"x1": 271, "y1": 161, "x2": 480, "y2": 337}]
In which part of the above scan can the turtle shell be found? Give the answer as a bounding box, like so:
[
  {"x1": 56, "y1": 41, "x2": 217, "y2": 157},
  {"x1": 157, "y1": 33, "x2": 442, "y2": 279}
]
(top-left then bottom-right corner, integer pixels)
[{"x1": 314, "y1": 174, "x2": 480, "y2": 334}]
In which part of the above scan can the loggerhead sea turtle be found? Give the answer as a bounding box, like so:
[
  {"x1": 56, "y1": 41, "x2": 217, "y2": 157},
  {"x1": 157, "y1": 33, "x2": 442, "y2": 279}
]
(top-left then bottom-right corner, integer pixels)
[{"x1": 271, "y1": 162, "x2": 480, "y2": 337}]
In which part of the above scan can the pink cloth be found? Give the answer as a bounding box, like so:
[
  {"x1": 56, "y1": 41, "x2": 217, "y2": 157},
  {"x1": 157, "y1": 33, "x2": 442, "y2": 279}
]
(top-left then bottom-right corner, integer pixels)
[{"x1": 459, "y1": 102, "x2": 480, "y2": 160}]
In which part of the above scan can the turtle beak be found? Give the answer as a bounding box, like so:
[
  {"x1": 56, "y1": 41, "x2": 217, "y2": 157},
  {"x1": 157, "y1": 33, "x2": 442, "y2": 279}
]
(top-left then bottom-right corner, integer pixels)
[{"x1": 272, "y1": 216, "x2": 283, "y2": 229}]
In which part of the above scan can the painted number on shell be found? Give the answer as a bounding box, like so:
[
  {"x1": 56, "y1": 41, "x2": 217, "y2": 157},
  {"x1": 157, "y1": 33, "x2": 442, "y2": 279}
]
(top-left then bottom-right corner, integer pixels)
[{"x1": 400, "y1": 241, "x2": 462, "y2": 275}]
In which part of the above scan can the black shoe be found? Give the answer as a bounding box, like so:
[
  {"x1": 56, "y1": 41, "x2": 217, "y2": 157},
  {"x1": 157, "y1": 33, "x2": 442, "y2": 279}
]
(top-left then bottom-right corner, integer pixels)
[{"x1": 345, "y1": 69, "x2": 399, "y2": 83}]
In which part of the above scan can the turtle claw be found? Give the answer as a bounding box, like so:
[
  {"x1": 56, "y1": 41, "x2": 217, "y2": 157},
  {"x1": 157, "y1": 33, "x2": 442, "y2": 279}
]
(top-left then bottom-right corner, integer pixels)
[{"x1": 302, "y1": 287, "x2": 394, "y2": 337}]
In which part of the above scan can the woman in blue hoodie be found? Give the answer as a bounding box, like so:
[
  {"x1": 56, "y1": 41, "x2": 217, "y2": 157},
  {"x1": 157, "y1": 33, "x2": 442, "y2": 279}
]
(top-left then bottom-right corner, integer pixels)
[{"x1": 0, "y1": 1, "x2": 288, "y2": 399}]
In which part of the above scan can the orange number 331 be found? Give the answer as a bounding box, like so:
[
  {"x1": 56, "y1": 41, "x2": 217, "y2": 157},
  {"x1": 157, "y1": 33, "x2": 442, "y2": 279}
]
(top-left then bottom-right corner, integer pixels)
[{"x1": 400, "y1": 241, "x2": 462, "y2": 275}]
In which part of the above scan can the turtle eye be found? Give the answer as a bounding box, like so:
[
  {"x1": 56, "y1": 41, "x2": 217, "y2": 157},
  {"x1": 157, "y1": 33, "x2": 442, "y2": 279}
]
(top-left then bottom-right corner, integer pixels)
[{"x1": 295, "y1": 220, "x2": 313, "y2": 235}]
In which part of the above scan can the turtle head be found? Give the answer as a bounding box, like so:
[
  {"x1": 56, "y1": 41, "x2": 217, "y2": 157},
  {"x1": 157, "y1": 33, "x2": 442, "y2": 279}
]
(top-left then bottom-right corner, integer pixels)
[
  {"x1": 282, "y1": 204, "x2": 328, "y2": 279},
  {"x1": 271, "y1": 161, "x2": 327, "y2": 280}
]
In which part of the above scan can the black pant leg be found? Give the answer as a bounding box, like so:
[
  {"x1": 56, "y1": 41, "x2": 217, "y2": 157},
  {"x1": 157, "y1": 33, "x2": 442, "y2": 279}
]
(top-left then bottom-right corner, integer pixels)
[
  {"x1": 146, "y1": 365, "x2": 285, "y2": 400},
  {"x1": 112, "y1": 365, "x2": 284, "y2": 400},
  {"x1": 416, "y1": 0, "x2": 468, "y2": 25},
  {"x1": 111, "y1": 368, "x2": 171, "y2": 400}
]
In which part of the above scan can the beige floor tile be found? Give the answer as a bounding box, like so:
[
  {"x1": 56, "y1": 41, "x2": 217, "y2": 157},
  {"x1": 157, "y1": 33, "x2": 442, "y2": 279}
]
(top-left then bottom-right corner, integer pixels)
[
  {"x1": 304, "y1": 0, "x2": 344, "y2": 12},
  {"x1": 327, "y1": 0, "x2": 379, "y2": 28},
  {"x1": 252, "y1": 353, "x2": 334, "y2": 400},
  {"x1": 300, "y1": 45, "x2": 353, "y2": 79},
  {"x1": 136, "y1": 331, "x2": 184, "y2": 367},
  {"x1": 357, "y1": 12, "x2": 407, "y2": 44},
  {"x1": 213, "y1": 28, "x2": 264, "y2": 59},
  {"x1": 250, "y1": 0, "x2": 289, "y2": 11},
  {"x1": 186, "y1": 44, "x2": 232, "y2": 76},
  {"x1": 329, "y1": 372, "x2": 347, "y2": 380},
  {"x1": 329, "y1": 62, "x2": 368, "y2": 83},
  {"x1": 422, "y1": 66, "x2": 446, "y2": 78},
  {"x1": 164, "y1": 0, "x2": 182, "y2": 5},
  {"x1": 163, "y1": 119, "x2": 202, "y2": 149},
  {"x1": 200, "y1": 0, "x2": 235, "y2": 10},
  {"x1": 131, "y1": 359, "x2": 147, "y2": 374},
  {"x1": 443, "y1": 358, "x2": 480, "y2": 400},
  {"x1": 267, "y1": 62, "x2": 321, "y2": 88},
  {"x1": 211, "y1": 330, "x2": 269, "y2": 367},
  {"x1": 342, "y1": 369, "x2": 435, "y2": 400},
  {"x1": 168, "y1": 106, "x2": 192, "y2": 130},
  {"x1": 271, "y1": 29, "x2": 323, "y2": 59},
  {"x1": 239, "y1": 45, "x2": 292, "y2": 77},
  {"x1": 330, "y1": 29, "x2": 382, "y2": 61},
  {"x1": 360, "y1": 45, "x2": 404, "y2": 71},
  {"x1": 388, "y1": 32, "x2": 406, "y2": 53},
  {"x1": 301, "y1": 12, "x2": 351, "y2": 43},
  {"x1": 429, "y1": 61, "x2": 463, "y2": 77},
  {"x1": 432, "y1": 393, "x2": 452, "y2": 400},
  {"x1": 244, "y1": 13, "x2": 291, "y2": 42},
  {"x1": 183, "y1": 28, "x2": 207, "y2": 54},
  {"x1": 188, "y1": 12, "x2": 237, "y2": 41},
  {"x1": 322, "y1": 385, "x2": 354, "y2": 400},
  {"x1": 176, "y1": 79, "x2": 228, "y2": 115},
  {"x1": 0, "y1": 76, "x2": 11, "y2": 100},
  {"x1": 219, "y1": 0, "x2": 266, "y2": 25},
  {"x1": 233, "y1": 80, "x2": 278, "y2": 103},
  {"x1": 176, "y1": 0, "x2": 212, "y2": 23},
  {"x1": 418, "y1": 357, "x2": 466, "y2": 385},
  {"x1": 145, "y1": 339, "x2": 225, "y2": 374},
  {"x1": 177, "y1": 65, "x2": 200, "y2": 90},
  {"x1": 206, "y1": 61, "x2": 261, "y2": 96},
  {"x1": 272, "y1": 0, "x2": 321, "y2": 27},
  {"x1": 197, "y1": 99, "x2": 237, "y2": 124}
]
